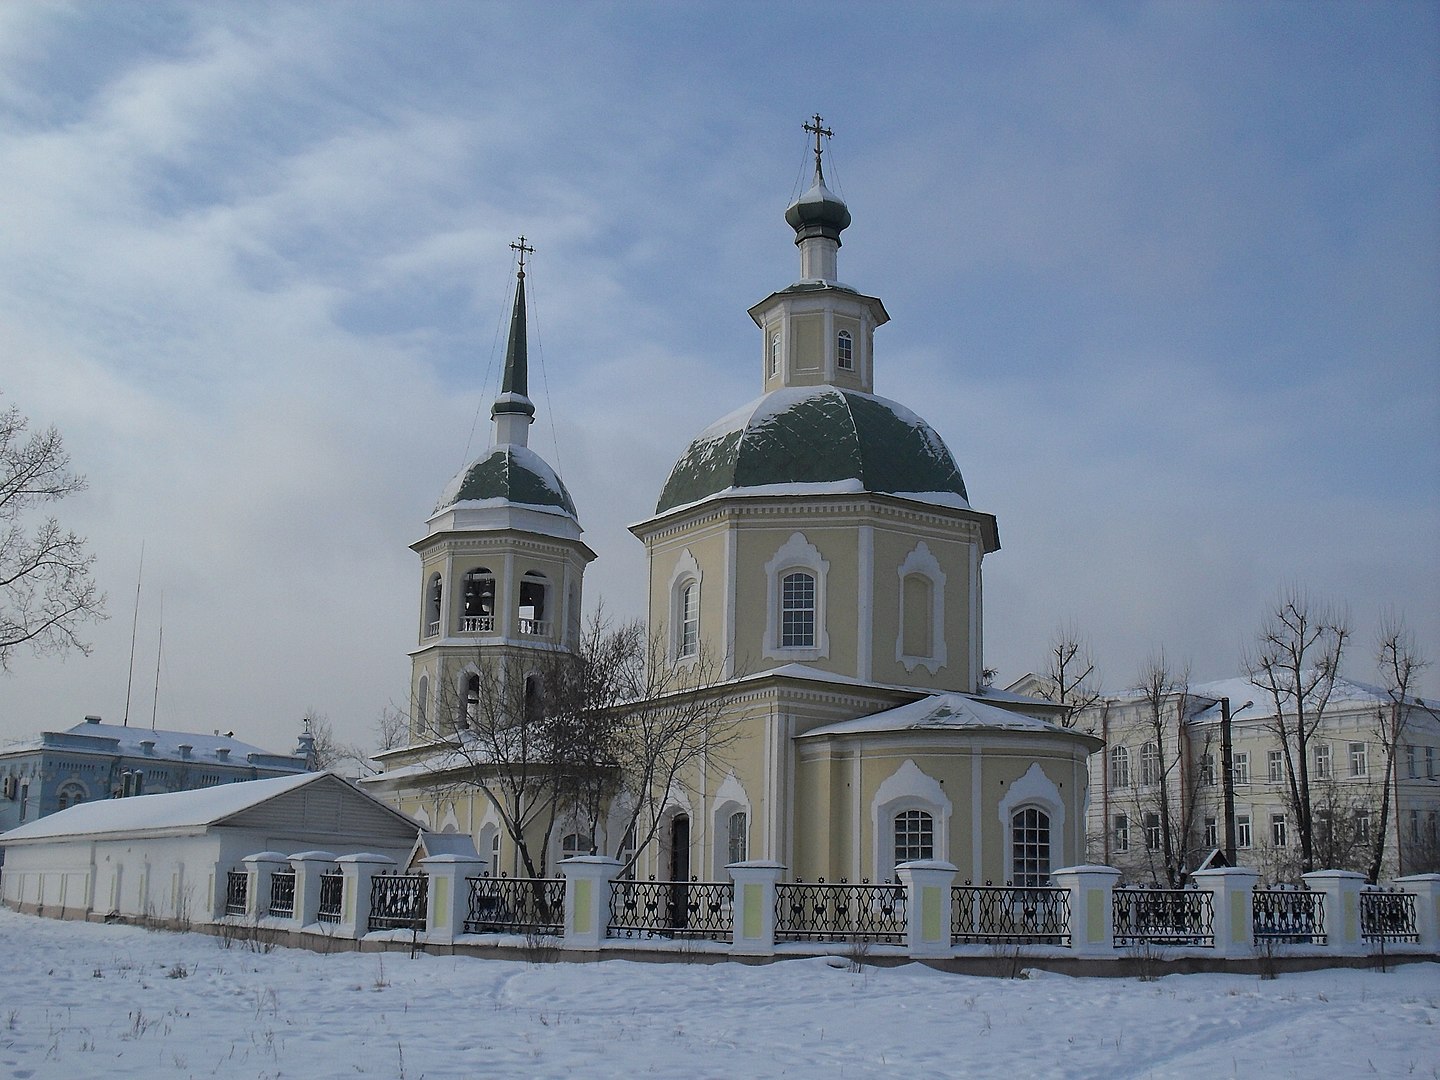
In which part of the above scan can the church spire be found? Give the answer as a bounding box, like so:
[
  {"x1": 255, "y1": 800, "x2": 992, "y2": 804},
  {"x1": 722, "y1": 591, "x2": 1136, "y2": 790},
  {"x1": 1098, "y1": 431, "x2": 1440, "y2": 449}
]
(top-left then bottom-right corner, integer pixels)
[
  {"x1": 491, "y1": 237, "x2": 537, "y2": 447},
  {"x1": 785, "y1": 115, "x2": 851, "y2": 282}
]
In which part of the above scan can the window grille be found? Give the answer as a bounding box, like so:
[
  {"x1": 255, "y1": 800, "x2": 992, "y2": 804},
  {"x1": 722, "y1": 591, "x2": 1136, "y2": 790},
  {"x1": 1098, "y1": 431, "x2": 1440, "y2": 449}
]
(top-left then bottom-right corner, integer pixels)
[
  {"x1": 1011, "y1": 807, "x2": 1050, "y2": 888},
  {"x1": 894, "y1": 809, "x2": 934, "y2": 865},
  {"x1": 780, "y1": 572, "x2": 816, "y2": 648}
]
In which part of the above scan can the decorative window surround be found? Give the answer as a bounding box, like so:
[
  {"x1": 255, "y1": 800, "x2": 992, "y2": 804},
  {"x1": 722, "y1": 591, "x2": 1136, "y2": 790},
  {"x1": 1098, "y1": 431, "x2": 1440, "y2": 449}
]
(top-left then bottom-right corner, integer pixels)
[
  {"x1": 872, "y1": 759, "x2": 951, "y2": 880},
  {"x1": 712, "y1": 772, "x2": 752, "y2": 877},
  {"x1": 668, "y1": 549, "x2": 702, "y2": 664},
  {"x1": 998, "y1": 763, "x2": 1065, "y2": 884},
  {"x1": 763, "y1": 533, "x2": 829, "y2": 661},
  {"x1": 895, "y1": 542, "x2": 947, "y2": 674}
]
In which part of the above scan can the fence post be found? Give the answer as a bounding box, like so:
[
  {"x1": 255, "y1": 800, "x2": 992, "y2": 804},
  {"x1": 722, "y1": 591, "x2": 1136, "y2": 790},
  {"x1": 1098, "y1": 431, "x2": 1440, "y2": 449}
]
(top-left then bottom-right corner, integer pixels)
[
  {"x1": 1050, "y1": 864, "x2": 1121, "y2": 958},
  {"x1": 421, "y1": 855, "x2": 488, "y2": 946},
  {"x1": 289, "y1": 850, "x2": 337, "y2": 929},
  {"x1": 336, "y1": 853, "x2": 396, "y2": 940},
  {"x1": 895, "y1": 859, "x2": 957, "y2": 958},
  {"x1": 728, "y1": 860, "x2": 785, "y2": 957},
  {"x1": 1393, "y1": 874, "x2": 1440, "y2": 953},
  {"x1": 561, "y1": 856, "x2": 622, "y2": 952},
  {"x1": 1191, "y1": 866, "x2": 1260, "y2": 958},
  {"x1": 242, "y1": 851, "x2": 290, "y2": 920},
  {"x1": 1302, "y1": 870, "x2": 1366, "y2": 956}
]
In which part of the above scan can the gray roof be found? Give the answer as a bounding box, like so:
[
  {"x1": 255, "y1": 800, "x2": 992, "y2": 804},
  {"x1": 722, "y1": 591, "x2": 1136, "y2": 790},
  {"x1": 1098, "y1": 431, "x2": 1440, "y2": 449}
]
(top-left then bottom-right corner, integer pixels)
[
  {"x1": 655, "y1": 386, "x2": 970, "y2": 515},
  {"x1": 435, "y1": 444, "x2": 578, "y2": 518},
  {"x1": 801, "y1": 693, "x2": 1101, "y2": 750},
  {"x1": 7, "y1": 720, "x2": 303, "y2": 769}
]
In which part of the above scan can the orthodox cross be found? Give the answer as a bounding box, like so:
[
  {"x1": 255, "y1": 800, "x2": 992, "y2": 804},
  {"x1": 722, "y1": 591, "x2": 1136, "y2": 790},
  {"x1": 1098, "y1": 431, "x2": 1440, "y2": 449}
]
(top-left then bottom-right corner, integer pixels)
[
  {"x1": 804, "y1": 113, "x2": 834, "y2": 172},
  {"x1": 510, "y1": 235, "x2": 534, "y2": 275}
]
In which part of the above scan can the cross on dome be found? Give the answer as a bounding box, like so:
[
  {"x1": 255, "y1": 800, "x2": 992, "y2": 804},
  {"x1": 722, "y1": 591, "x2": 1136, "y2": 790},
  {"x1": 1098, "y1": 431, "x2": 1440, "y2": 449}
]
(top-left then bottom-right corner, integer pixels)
[
  {"x1": 510, "y1": 235, "x2": 534, "y2": 277},
  {"x1": 804, "y1": 113, "x2": 834, "y2": 179}
]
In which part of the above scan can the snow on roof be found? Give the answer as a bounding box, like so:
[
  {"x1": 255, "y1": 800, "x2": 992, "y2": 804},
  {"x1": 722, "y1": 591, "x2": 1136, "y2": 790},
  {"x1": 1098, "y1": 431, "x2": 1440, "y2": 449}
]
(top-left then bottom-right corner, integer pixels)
[
  {"x1": 13, "y1": 720, "x2": 300, "y2": 766},
  {"x1": 1188, "y1": 673, "x2": 1400, "y2": 723},
  {"x1": 799, "y1": 693, "x2": 1082, "y2": 740},
  {"x1": 1, "y1": 772, "x2": 322, "y2": 844}
]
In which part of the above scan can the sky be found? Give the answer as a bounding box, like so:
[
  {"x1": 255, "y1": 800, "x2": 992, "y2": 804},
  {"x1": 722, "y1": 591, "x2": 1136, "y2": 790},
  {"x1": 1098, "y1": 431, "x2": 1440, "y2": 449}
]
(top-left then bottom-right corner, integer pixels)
[{"x1": 1, "y1": 1, "x2": 1436, "y2": 755}]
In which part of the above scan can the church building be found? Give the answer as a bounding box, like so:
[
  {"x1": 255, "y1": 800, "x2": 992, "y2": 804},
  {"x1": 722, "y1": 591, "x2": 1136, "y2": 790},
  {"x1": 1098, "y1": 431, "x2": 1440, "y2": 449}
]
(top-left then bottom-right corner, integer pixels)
[{"x1": 365, "y1": 122, "x2": 1100, "y2": 889}]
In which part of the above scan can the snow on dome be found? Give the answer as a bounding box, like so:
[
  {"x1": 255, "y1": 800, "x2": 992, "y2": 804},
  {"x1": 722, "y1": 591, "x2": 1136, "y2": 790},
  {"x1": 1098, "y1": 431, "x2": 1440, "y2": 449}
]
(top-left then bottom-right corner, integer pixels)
[
  {"x1": 655, "y1": 385, "x2": 971, "y2": 515},
  {"x1": 435, "y1": 444, "x2": 578, "y2": 519}
]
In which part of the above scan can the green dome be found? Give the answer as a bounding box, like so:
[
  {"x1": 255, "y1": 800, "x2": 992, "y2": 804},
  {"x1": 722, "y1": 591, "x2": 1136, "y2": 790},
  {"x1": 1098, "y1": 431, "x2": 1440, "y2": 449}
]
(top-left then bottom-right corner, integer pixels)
[
  {"x1": 655, "y1": 386, "x2": 970, "y2": 515},
  {"x1": 436, "y1": 445, "x2": 578, "y2": 518}
]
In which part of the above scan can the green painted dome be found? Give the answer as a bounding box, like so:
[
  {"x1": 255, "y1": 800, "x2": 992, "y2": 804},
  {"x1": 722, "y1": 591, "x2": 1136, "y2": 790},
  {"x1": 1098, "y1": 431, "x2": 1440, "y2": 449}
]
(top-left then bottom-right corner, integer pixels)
[
  {"x1": 655, "y1": 386, "x2": 970, "y2": 515},
  {"x1": 436, "y1": 445, "x2": 578, "y2": 518}
]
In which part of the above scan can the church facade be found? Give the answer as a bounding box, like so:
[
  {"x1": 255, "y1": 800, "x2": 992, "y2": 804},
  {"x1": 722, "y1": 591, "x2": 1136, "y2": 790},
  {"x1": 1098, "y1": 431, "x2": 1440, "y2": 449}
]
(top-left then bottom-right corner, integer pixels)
[{"x1": 365, "y1": 127, "x2": 1099, "y2": 889}]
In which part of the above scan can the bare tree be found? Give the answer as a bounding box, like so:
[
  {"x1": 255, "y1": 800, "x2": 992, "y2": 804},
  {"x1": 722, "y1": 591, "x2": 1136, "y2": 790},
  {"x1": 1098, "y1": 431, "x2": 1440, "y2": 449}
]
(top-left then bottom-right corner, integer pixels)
[
  {"x1": 0, "y1": 399, "x2": 105, "y2": 668},
  {"x1": 1035, "y1": 622, "x2": 1102, "y2": 727},
  {"x1": 373, "y1": 703, "x2": 410, "y2": 754},
  {"x1": 1244, "y1": 586, "x2": 1350, "y2": 874},
  {"x1": 1368, "y1": 617, "x2": 1429, "y2": 882},
  {"x1": 302, "y1": 712, "x2": 368, "y2": 777}
]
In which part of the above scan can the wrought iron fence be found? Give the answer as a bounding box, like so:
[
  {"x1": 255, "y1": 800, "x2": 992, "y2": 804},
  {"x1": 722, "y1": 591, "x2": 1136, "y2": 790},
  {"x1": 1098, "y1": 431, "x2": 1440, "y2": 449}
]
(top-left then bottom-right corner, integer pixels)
[
  {"x1": 224, "y1": 870, "x2": 248, "y2": 917},
  {"x1": 774, "y1": 879, "x2": 907, "y2": 944},
  {"x1": 608, "y1": 877, "x2": 734, "y2": 941},
  {"x1": 463, "y1": 874, "x2": 565, "y2": 935},
  {"x1": 1113, "y1": 884, "x2": 1214, "y2": 947},
  {"x1": 268, "y1": 871, "x2": 296, "y2": 919},
  {"x1": 1252, "y1": 884, "x2": 1326, "y2": 945},
  {"x1": 368, "y1": 873, "x2": 428, "y2": 932},
  {"x1": 1360, "y1": 887, "x2": 1419, "y2": 943},
  {"x1": 317, "y1": 870, "x2": 343, "y2": 924},
  {"x1": 951, "y1": 881, "x2": 1071, "y2": 946}
]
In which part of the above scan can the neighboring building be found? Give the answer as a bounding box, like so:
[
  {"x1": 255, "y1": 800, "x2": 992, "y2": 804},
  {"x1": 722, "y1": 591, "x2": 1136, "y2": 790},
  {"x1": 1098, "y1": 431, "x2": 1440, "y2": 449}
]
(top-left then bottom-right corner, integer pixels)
[
  {"x1": 0, "y1": 772, "x2": 419, "y2": 924},
  {"x1": 0, "y1": 716, "x2": 312, "y2": 835},
  {"x1": 1057, "y1": 674, "x2": 1440, "y2": 883},
  {"x1": 365, "y1": 127, "x2": 1100, "y2": 887}
]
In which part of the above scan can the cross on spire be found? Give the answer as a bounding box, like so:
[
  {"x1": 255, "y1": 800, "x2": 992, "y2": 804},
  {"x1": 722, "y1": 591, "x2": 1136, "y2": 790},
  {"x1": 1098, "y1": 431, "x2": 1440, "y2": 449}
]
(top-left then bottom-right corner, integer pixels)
[
  {"x1": 804, "y1": 113, "x2": 834, "y2": 175},
  {"x1": 510, "y1": 235, "x2": 534, "y2": 277}
]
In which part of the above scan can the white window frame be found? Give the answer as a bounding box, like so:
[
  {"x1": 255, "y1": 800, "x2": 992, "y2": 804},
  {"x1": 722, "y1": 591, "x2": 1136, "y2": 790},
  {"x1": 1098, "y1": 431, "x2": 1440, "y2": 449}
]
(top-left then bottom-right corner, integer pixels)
[
  {"x1": 1203, "y1": 817, "x2": 1218, "y2": 848},
  {"x1": 1143, "y1": 812, "x2": 1162, "y2": 851},
  {"x1": 872, "y1": 760, "x2": 951, "y2": 882},
  {"x1": 769, "y1": 331, "x2": 781, "y2": 378},
  {"x1": 1271, "y1": 813, "x2": 1288, "y2": 848},
  {"x1": 895, "y1": 542, "x2": 947, "y2": 674},
  {"x1": 1113, "y1": 813, "x2": 1129, "y2": 853},
  {"x1": 1140, "y1": 742, "x2": 1161, "y2": 786},
  {"x1": 1316, "y1": 742, "x2": 1333, "y2": 780},
  {"x1": 836, "y1": 329, "x2": 854, "y2": 370},
  {"x1": 667, "y1": 550, "x2": 702, "y2": 664},
  {"x1": 998, "y1": 763, "x2": 1065, "y2": 886},
  {"x1": 1348, "y1": 741, "x2": 1368, "y2": 778},
  {"x1": 1237, "y1": 814, "x2": 1252, "y2": 849},
  {"x1": 1109, "y1": 746, "x2": 1130, "y2": 789},
  {"x1": 711, "y1": 772, "x2": 752, "y2": 877},
  {"x1": 763, "y1": 533, "x2": 829, "y2": 661},
  {"x1": 1232, "y1": 751, "x2": 1250, "y2": 786},
  {"x1": 1010, "y1": 806, "x2": 1052, "y2": 888},
  {"x1": 1267, "y1": 749, "x2": 1284, "y2": 783}
]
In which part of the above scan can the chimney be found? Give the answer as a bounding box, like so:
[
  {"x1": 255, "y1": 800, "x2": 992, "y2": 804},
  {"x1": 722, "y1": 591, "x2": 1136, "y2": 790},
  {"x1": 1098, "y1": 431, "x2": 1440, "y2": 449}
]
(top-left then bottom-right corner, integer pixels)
[
  {"x1": 84, "y1": 715, "x2": 102, "y2": 725},
  {"x1": 215, "y1": 748, "x2": 231, "y2": 761},
  {"x1": 178, "y1": 744, "x2": 193, "y2": 759}
]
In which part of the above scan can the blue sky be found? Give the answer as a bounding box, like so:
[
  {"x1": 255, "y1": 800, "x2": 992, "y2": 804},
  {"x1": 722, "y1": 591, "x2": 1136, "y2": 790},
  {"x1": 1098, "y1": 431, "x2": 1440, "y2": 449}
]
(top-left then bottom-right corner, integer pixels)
[{"x1": 2, "y1": 1, "x2": 1436, "y2": 753}]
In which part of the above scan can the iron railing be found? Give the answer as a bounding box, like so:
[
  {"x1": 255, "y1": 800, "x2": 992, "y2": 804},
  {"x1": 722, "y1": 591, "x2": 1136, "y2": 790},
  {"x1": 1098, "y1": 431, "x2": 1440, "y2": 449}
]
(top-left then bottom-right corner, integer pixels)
[
  {"x1": 224, "y1": 870, "x2": 248, "y2": 917},
  {"x1": 1113, "y1": 884, "x2": 1214, "y2": 947},
  {"x1": 268, "y1": 870, "x2": 296, "y2": 919},
  {"x1": 774, "y1": 879, "x2": 906, "y2": 944},
  {"x1": 608, "y1": 877, "x2": 734, "y2": 941},
  {"x1": 317, "y1": 870, "x2": 343, "y2": 924},
  {"x1": 368, "y1": 873, "x2": 428, "y2": 932},
  {"x1": 1252, "y1": 884, "x2": 1326, "y2": 945},
  {"x1": 951, "y1": 882, "x2": 1071, "y2": 946},
  {"x1": 1360, "y1": 887, "x2": 1419, "y2": 943},
  {"x1": 464, "y1": 875, "x2": 565, "y2": 935}
]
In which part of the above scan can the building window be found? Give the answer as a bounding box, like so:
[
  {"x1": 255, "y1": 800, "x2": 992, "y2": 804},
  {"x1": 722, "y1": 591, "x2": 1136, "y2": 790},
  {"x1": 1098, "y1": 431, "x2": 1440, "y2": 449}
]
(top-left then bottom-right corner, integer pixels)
[
  {"x1": 894, "y1": 809, "x2": 934, "y2": 867},
  {"x1": 1113, "y1": 813, "x2": 1129, "y2": 853},
  {"x1": 896, "y1": 544, "x2": 946, "y2": 673},
  {"x1": 1203, "y1": 817, "x2": 1218, "y2": 848},
  {"x1": 1427, "y1": 746, "x2": 1436, "y2": 779},
  {"x1": 561, "y1": 832, "x2": 592, "y2": 860},
  {"x1": 678, "y1": 582, "x2": 699, "y2": 659},
  {"x1": 1144, "y1": 812, "x2": 1162, "y2": 851},
  {"x1": 56, "y1": 781, "x2": 87, "y2": 811},
  {"x1": 462, "y1": 673, "x2": 480, "y2": 729},
  {"x1": 1315, "y1": 742, "x2": 1332, "y2": 780},
  {"x1": 1406, "y1": 745, "x2": 1418, "y2": 779},
  {"x1": 1109, "y1": 746, "x2": 1130, "y2": 789},
  {"x1": 836, "y1": 329, "x2": 854, "y2": 370},
  {"x1": 780, "y1": 571, "x2": 816, "y2": 648},
  {"x1": 424, "y1": 573, "x2": 442, "y2": 638},
  {"x1": 1348, "y1": 742, "x2": 1368, "y2": 778},
  {"x1": 1199, "y1": 754, "x2": 1215, "y2": 786},
  {"x1": 900, "y1": 573, "x2": 933, "y2": 658},
  {"x1": 1237, "y1": 814, "x2": 1252, "y2": 849},
  {"x1": 1232, "y1": 751, "x2": 1250, "y2": 786},
  {"x1": 518, "y1": 571, "x2": 548, "y2": 636},
  {"x1": 769, "y1": 332, "x2": 780, "y2": 378},
  {"x1": 523, "y1": 675, "x2": 543, "y2": 725},
  {"x1": 1140, "y1": 742, "x2": 1161, "y2": 786},
  {"x1": 1267, "y1": 749, "x2": 1284, "y2": 783},
  {"x1": 18, "y1": 779, "x2": 28, "y2": 819},
  {"x1": 1011, "y1": 808, "x2": 1051, "y2": 887},
  {"x1": 1271, "y1": 813, "x2": 1288, "y2": 847},
  {"x1": 1356, "y1": 810, "x2": 1371, "y2": 844},
  {"x1": 727, "y1": 811, "x2": 748, "y2": 865},
  {"x1": 1407, "y1": 810, "x2": 1421, "y2": 842},
  {"x1": 416, "y1": 674, "x2": 429, "y2": 733},
  {"x1": 460, "y1": 568, "x2": 496, "y2": 633}
]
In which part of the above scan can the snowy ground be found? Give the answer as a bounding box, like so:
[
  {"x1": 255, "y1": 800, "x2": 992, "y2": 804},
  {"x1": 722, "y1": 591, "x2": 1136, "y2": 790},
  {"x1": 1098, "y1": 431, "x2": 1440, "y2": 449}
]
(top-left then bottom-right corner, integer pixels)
[{"x1": 0, "y1": 910, "x2": 1436, "y2": 1079}]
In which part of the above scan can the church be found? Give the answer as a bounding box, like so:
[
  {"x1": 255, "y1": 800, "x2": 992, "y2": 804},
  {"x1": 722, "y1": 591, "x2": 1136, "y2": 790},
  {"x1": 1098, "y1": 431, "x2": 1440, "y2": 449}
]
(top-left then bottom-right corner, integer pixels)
[{"x1": 364, "y1": 122, "x2": 1100, "y2": 890}]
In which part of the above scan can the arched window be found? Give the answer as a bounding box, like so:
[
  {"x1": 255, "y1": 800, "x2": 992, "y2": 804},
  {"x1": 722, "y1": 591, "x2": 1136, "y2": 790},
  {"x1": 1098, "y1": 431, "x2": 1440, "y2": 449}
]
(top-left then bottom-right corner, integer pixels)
[
  {"x1": 523, "y1": 674, "x2": 543, "y2": 724},
  {"x1": 894, "y1": 809, "x2": 935, "y2": 866},
  {"x1": 518, "y1": 571, "x2": 548, "y2": 636},
  {"x1": 460, "y1": 568, "x2": 495, "y2": 633},
  {"x1": 901, "y1": 573, "x2": 933, "y2": 658},
  {"x1": 56, "y1": 781, "x2": 87, "y2": 811},
  {"x1": 462, "y1": 673, "x2": 480, "y2": 729},
  {"x1": 416, "y1": 674, "x2": 429, "y2": 733},
  {"x1": 836, "y1": 329, "x2": 854, "y2": 370},
  {"x1": 727, "y1": 810, "x2": 748, "y2": 865},
  {"x1": 1011, "y1": 807, "x2": 1051, "y2": 887},
  {"x1": 895, "y1": 542, "x2": 947, "y2": 673},
  {"x1": 1140, "y1": 742, "x2": 1161, "y2": 786},
  {"x1": 561, "y1": 832, "x2": 593, "y2": 860},
  {"x1": 769, "y1": 332, "x2": 781, "y2": 378},
  {"x1": 678, "y1": 582, "x2": 699, "y2": 659},
  {"x1": 780, "y1": 571, "x2": 816, "y2": 648},
  {"x1": 1109, "y1": 746, "x2": 1130, "y2": 789},
  {"x1": 424, "y1": 573, "x2": 442, "y2": 638}
]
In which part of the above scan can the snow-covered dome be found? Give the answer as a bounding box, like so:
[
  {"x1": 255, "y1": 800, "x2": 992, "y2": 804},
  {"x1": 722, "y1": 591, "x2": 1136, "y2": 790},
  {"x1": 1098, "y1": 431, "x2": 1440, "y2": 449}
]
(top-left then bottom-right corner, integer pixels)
[
  {"x1": 435, "y1": 444, "x2": 578, "y2": 519},
  {"x1": 655, "y1": 385, "x2": 970, "y2": 515}
]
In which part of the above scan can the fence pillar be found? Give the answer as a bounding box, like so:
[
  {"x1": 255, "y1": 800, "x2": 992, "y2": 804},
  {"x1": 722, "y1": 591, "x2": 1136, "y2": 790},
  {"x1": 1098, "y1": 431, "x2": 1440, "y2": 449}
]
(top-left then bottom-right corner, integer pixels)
[
  {"x1": 561, "y1": 856, "x2": 621, "y2": 952},
  {"x1": 728, "y1": 860, "x2": 785, "y2": 957},
  {"x1": 1394, "y1": 874, "x2": 1440, "y2": 952},
  {"x1": 242, "y1": 852, "x2": 291, "y2": 920},
  {"x1": 421, "y1": 855, "x2": 488, "y2": 945},
  {"x1": 896, "y1": 859, "x2": 957, "y2": 958},
  {"x1": 336, "y1": 853, "x2": 396, "y2": 939},
  {"x1": 1050, "y1": 865, "x2": 1121, "y2": 958},
  {"x1": 1303, "y1": 870, "x2": 1367, "y2": 956},
  {"x1": 289, "y1": 851, "x2": 337, "y2": 928},
  {"x1": 1192, "y1": 867, "x2": 1260, "y2": 958}
]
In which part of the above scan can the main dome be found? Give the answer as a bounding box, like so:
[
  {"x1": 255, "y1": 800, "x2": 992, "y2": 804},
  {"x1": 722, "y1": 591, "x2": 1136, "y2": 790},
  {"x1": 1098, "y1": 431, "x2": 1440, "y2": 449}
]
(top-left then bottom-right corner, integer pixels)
[
  {"x1": 655, "y1": 385, "x2": 970, "y2": 515},
  {"x1": 435, "y1": 444, "x2": 578, "y2": 519}
]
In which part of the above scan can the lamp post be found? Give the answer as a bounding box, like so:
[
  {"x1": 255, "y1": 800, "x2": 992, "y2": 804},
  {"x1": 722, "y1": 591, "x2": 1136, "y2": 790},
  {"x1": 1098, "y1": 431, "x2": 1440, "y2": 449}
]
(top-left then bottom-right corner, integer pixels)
[{"x1": 1220, "y1": 697, "x2": 1251, "y2": 867}]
